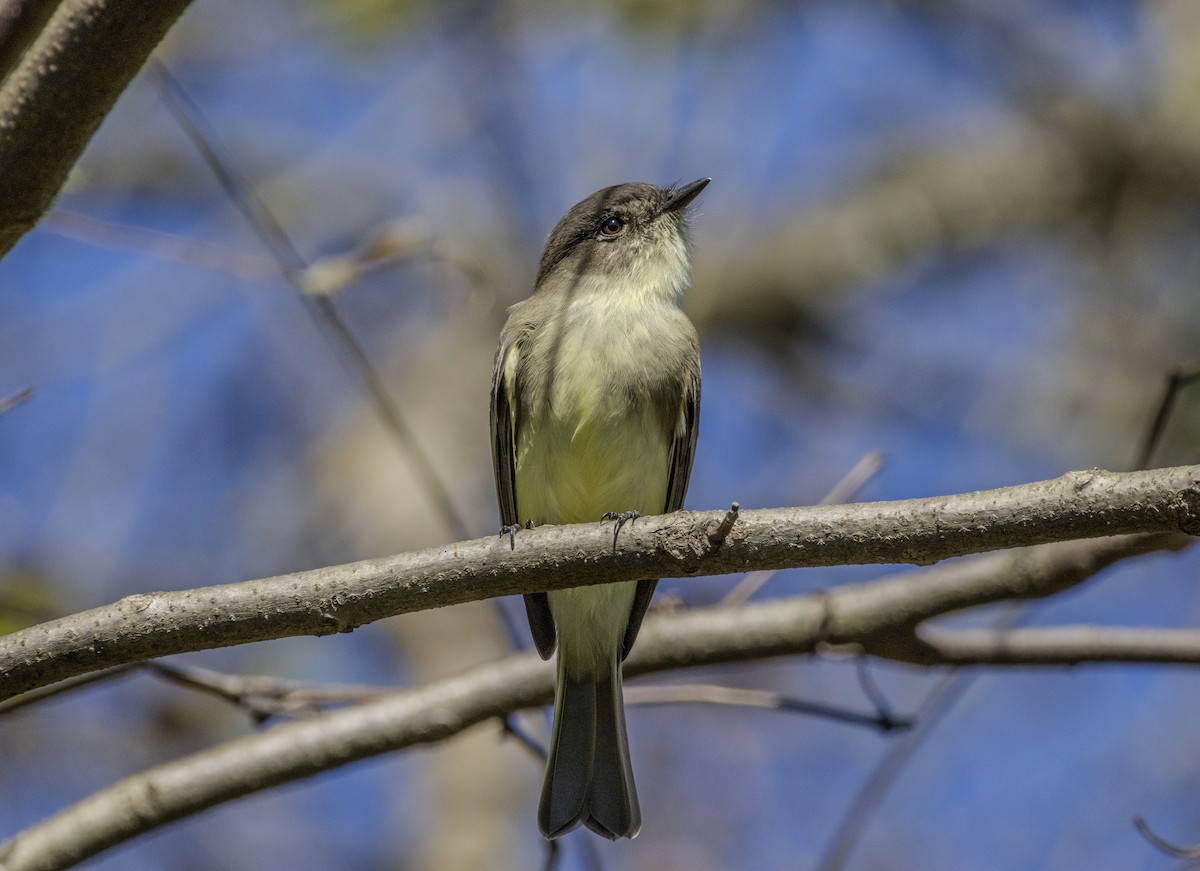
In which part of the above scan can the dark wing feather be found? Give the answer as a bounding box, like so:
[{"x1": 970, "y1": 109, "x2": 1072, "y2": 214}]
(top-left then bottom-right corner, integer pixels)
[
  {"x1": 621, "y1": 362, "x2": 701, "y2": 660},
  {"x1": 491, "y1": 328, "x2": 557, "y2": 659},
  {"x1": 490, "y1": 339, "x2": 519, "y2": 531},
  {"x1": 663, "y1": 362, "x2": 702, "y2": 515}
]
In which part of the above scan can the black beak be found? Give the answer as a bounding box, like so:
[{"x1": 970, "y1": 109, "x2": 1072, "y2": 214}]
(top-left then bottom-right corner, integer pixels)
[{"x1": 662, "y1": 177, "x2": 710, "y2": 213}]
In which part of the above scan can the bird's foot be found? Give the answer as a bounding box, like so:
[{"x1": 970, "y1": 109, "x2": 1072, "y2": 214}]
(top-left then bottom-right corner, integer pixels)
[
  {"x1": 499, "y1": 521, "x2": 533, "y2": 550},
  {"x1": 600, "y1": 510, "x2": 641, "y2": 552}
]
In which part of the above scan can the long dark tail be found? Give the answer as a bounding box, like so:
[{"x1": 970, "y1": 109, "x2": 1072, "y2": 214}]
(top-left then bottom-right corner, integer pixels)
[{"x1": 539, "y1": 657, "x2": 640, "y2": 840}]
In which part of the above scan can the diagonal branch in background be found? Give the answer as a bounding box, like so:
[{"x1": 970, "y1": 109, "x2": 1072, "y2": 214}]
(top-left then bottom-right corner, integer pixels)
[
  {"x1": 1136, "y1": 362, "x2": 1200, "y2": 470},
  {"x1": 148, "y1": 61, "x2": 472, "y2": 543},
  {"x1": 623, "y1": 683, "x2": 911, "y2": 732},
  {"x1": 0, "y1": 385, "x2": 31, "y2": 415},
  {"x1": 0, "y1": 465, "x2": 1197, "y2": 701},
  {"x1": 140, "y1": 661, "x2": 392, "y2": 722},
  {"x1": 0, "y1": 0, "x2": 195, "y2": 257},
  {"x1": 0, "y1": 531, "x2": 1193, "y2": 871}
]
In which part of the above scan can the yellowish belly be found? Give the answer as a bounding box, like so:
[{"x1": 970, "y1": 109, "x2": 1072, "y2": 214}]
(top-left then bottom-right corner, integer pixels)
[
  {"x1": 515, "y1": 401, "x2": 670, "y2": 526},
  {"x1": 515, "y1": 388, "x2": 670, "y2": 677}
]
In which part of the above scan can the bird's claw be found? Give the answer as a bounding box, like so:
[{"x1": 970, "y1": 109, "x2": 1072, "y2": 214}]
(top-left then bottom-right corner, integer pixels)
[
  {"x1": 499, "y1": 523, "x2": 523, "y2": 550},
  {"x1": 600, "y1": 510, "x2": 641, "y2": 552}
]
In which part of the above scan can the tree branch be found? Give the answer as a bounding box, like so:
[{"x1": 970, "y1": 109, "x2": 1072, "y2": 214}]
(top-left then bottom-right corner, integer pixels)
[
  {"x1": 0, "y1": 530, "x2": 1192, "y2": 871},
  {"x1": 0, "y1": 0, "x2": 194, "y2": 257},
  {"x1": 907, "y1": 625, "x2": 1200, "y2": 665},
  {"x1": 623, "y1": 683, "x2": 911, "y2": 731},
  {"x1": 1, "y1": 465, "x2": 1197, "y2": 702},
  {"x1": 0, "y1": 0, "x2": 57, "y2": 84}
]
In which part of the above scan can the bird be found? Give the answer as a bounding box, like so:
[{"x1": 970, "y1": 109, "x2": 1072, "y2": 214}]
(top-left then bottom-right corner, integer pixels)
[{"x1": 490, "y1": 178, "x2": 707, "y2": 839}]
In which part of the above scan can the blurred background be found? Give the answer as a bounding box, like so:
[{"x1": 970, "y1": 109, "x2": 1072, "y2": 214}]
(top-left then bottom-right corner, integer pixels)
[{"x1": 3, "y1": 0, "x2": 1200, "y2": 868}]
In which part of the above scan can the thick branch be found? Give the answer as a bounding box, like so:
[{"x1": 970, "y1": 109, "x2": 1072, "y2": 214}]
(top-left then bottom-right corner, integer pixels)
[
  {"x1": 0, "y1": 532, "x2": 1192, "y2": 871},
  {"x1": 0, "y1": 0, "x2": 194, "y2": 257},
  {"x1": 1, "y1": 465, "x2": 1197, "y2": 702}
]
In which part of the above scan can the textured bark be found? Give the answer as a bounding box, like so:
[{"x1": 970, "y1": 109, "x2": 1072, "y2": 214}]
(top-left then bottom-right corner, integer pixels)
[{"x1": 0, "y1": 0, "x2": 194, "y2": 256}]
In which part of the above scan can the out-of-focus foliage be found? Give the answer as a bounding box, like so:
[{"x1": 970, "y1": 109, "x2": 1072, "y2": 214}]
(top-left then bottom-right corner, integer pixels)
[{"x1": 0, "y1": 572, "x2": 63, "y2": 635}]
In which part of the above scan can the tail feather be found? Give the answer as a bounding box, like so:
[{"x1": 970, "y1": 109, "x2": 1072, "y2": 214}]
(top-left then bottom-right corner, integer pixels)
[
  {"x1": 539, "y1": 674, "x2": 595, "y2": 838},
  {"x1": 539, "y1": 660, "x2": 640, "y2": 840},
  {"x1": 583, "y1": 668, "x2": 640, "y2": 839}
]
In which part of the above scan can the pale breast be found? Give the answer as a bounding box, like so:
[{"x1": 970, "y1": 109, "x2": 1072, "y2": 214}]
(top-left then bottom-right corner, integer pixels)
[{"x1": 515, "y1": 300, "x2": 691, "y2": 525}]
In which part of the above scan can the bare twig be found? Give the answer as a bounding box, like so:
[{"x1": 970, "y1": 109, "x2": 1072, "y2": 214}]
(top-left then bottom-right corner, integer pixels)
[
  {"x1": 853, "y1": 656, "x2": 898, "y2": 727},
  {"x1": 706, "y1": 502, "x2": 740, "y2": 548},
  {"x1": 0, "y1": 385, "x2": 32, "y2": 415},
  {"x1": 817, "y1": 357, "x2": 1200, "y2": 870},
  {"x1": 141, "y1": 661, "x2": 391, "y2": 722},
  {"x1": 1136, "y1": 363, "x2": 1200, "y2": 470},
  {"x1": 499, "y1": 714, "x2": 546, "y2": 761},
  {"x1": 820, "y1": 451, "x2": 887, "y2": 507},
  {"x1": 719, "y1": 569, "x2": 777, "y2": 609},
  {"x1": 298, "y1": 218, "x2": 433, "y2": 297},
  {"x1": 0, "y1": 664, "x2": 138, "y2": 715},
  {"x1": 623, "y1": 683, "x2": 910, "y2": 732},
  {"x1": 1132, "y1": 813, "x2": 1200, "y2": 860}
]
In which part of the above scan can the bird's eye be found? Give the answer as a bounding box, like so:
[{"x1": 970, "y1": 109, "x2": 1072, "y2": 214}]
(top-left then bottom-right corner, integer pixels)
[{"x1": 600, "y1": 217, "x2": 624, "y2": 236}]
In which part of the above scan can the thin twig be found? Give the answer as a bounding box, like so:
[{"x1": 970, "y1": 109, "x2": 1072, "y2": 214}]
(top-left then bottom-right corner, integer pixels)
[
  {"x1": 854, "y1": 656, "x2": 898, "y2": 727},
  {"x1": 623, "y1": 683, "x2": 910, "y2": 732},
  {"x1": 820, "y1": 451, "x2": 887, "y2": 507},
  {"x1": 141, "y1": 661, "x2": 391, "y2": 722},
  {"x1": 706, "y1": 502, "x2": 740, "y2": 548},
  {"x1": 0, "y1": 664, "x2": 139, "y2": 715},
  {"x1": 719, "y1": 569, "x2": 777, "y2": 609},
  {"x1": 0, "y1": 386, "x2": 32, "y2": 415},
  {"x1": 908, "y1": 624, "x2": 1200, "y2": 665},
  {"x1": 499, "y1": 714, "x2": 546, "y2": 761},
  {"x1": 1136, "y1": 363, "x2": 1200, "y2": 471},
  {"x1": 1132, "y1": 813, "x2": 1200, "y2": 860}
]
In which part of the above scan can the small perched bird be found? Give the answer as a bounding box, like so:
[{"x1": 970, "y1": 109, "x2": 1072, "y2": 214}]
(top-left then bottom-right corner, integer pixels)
[{"x1": 490, "y1": 178, "x2": 708, "y2": 839}]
